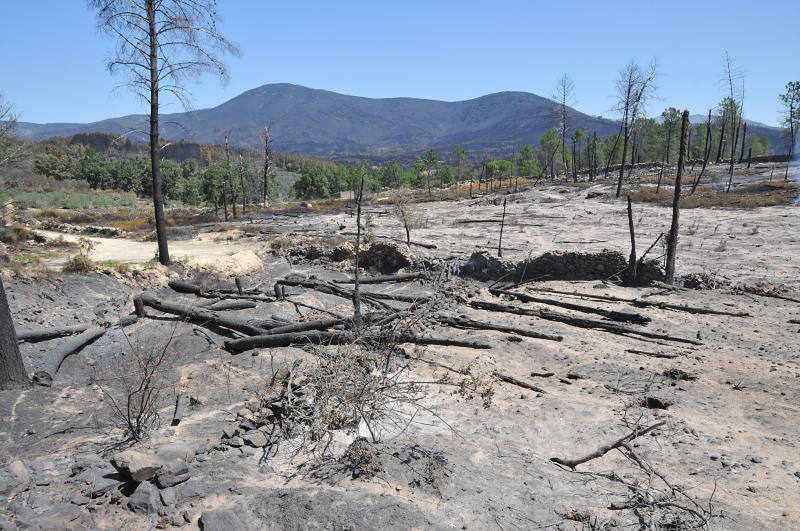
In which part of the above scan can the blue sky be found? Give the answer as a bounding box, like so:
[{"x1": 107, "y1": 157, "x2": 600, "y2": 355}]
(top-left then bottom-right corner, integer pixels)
[{"x1": 1, "y1": 0, "x2": 797, "y2": 126}]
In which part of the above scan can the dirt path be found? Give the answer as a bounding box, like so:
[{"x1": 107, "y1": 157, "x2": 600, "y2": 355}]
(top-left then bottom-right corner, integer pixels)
[{"x1": 38, "y1": 230, "x2": 260, "y2": 266}]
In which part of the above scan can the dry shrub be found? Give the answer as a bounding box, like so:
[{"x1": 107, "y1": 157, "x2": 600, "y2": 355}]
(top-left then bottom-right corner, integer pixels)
[
  {"x1": 62, "y1": 237, "x2": 96, "y2": 273},
  {"x1": 91, "y1": 323, "x2": 180, "y2": 441},
  {"x1": 0, "y1": 225, "x2": 32, "y2": 245},
  {"x1": 249, "y1": 294, "x2": 493, "y2": 458},
  {"x1": 629, "y1": 180, "x2": 797, "y2": 209}
]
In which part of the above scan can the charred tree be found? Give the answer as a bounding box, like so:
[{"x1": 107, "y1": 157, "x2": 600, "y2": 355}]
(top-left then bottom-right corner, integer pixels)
[
  {"x1": 0, "y1": 278, "x2": 30, "y2": 390},
  {"x1": 665, "y1": 110, "x2": 690, "y2": 284}
]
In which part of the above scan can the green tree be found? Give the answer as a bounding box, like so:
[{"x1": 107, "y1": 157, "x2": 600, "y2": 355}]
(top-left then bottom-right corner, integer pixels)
[
  {"x1": 453, "y1": 145, "x2": 467, "y2": 185},
  {"x1": 539, "y1": 129, "x2": 561, "y2": 178},
  {"x1": 571, "y1": 129, "x2": 586, "y2": 181},
  {"x1": 779, "y1": 81, "x2": 800, "y2": 174}
]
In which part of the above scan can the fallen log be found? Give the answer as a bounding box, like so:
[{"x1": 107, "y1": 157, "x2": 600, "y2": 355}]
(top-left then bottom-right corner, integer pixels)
[
  {"x1": 16, "y1": 323, "x2": 91, "y2": 343},
  {"x1": 493, "y1": 371, "x2": 546, "y2": 393},
  {"x1": 277, "y1": 277, "x2": 430, "y2": 305},
  {"x1": 625, "y1": 348, "x2": 679, "y2": 359},
  {"x1": 168, "y1": 280, "x2": 274, "y2": 302},
  {"x1": 437, "y1": 315, "x2": 563, "y2": 342},
  {"x1": 405, "y1": 336, "x2": 491, "y2": 349},
  {"x1": 524, "y1": 286, "x2": 749, "y2": 317},
  {"x1": 171, "y1": 395, "x2": 189, "y2": 426},
  {"x1": 490, "y1": 288, "x2": 651, "y2": 324},
  {"x1": 225, "y1": 331, "x2": 491, "y2": 353},
  {"x1": 33, "y1": 325, "x2": 107, "y2": 384},
  {"x1": 789, "y1": 319, "x2": 800, "y2": 325},
  {"x1": 550, "y1": 421, "x2": 666, "y2": 469},
  {"x1": 136, "y1": 293, "x2": 268, "y2": 336},
  {"x1": 333, "y1": 272, "x2": 424, "y2": 284},
  {"x1": 258, "y1": 318, "x2": 345, "y2": 336},
  {"x1": 205, "y1": 300, "x2": 258, "y2": 312},
  {"x1": 116, "y1": 314, "x2": 139, "y2": 328},
  {"x1": 470, "y1": 300, "x2": 701, "y2": 345}
]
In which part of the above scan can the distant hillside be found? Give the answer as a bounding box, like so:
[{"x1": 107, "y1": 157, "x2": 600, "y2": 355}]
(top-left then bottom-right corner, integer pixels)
[{"x1": 14, "y1": 83, "x2": 787, "y2": 159}]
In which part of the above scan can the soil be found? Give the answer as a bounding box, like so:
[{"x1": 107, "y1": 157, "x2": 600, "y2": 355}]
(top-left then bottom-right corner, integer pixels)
[{"x1": 1, "y1": 162, "x2": 799, "y2": 530}]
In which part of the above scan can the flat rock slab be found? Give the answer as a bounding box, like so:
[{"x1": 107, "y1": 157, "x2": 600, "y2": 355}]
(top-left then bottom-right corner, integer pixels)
[
  {"x1": 155, "y1": 461, "x2": 190, "y2": 489},
  {"x1": 128, "y1": 481, "x2": 162, "y2": 515},
  {"x1": 200, "y1": 509, "x2": 246, "y2": 531},
  {"x1": 111, "y1": 450, "x2": 163, "y2": 482}
]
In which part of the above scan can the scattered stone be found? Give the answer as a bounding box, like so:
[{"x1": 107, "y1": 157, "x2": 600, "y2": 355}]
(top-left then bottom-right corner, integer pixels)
[
  {"x1": 360, "y1": 241, "x2": 413, "y2": 274},
  {"x1": 156, "y1": 443, "x2": 195, "y2": 464},
  {"x1": 222, "y1": 425, "x2": 239, "y2": 439},
  {"x1": 155, "y1": 461, "x2": 190, "y2": 489},
  {"x1": 642, "y1": 396, "x2": 671, "y2": 410},
  {"x1": 160, "y1": 487, "x2": 178, "y2": 507},
  {"x1": 748, "y1": 455, "x2": 766, "y2": 464},
  {"x1": 226, "y1": 437, "x2": 244, "y2": 448},
  {"x1": 242, "y1": 429, "x2": 269, "y2": 448},
  {"x1": 128, "y1": 482, "x2": 162, "y2": 515},
  {"x1": 236, "y1": 408, "x2": 253, "y2": 419},
  {"x1": 111, "y1": 450, "x2": 163, "y2": 482},
  {"x1": 199, "y1": 510, "x2": 246, "y2": 531},
  {"x1": 70, "y1": 494, "x2": 90, "y2": 506}
]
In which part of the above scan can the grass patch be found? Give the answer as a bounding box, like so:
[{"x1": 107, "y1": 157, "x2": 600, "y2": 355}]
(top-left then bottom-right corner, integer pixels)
[
  {"x1": 0, "y1": 226, "x2": 32, "y2": 245},
  {"x1": 95, "y1": 259, "x2": 131, "y2": 274},
  {"x1": 1, "y1": 188, "x2": 138, "y2": 210}
]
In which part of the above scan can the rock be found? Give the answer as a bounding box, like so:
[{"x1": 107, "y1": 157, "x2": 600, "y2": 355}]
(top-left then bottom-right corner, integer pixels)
[
  {"x1": 748, "y1": 455, "x2": 766, "y2": 464},
  {"x1": 111, "y1": 450, "x2": 163, "y2": 482},
  {"x1": 236, "y1": 408, "x2": 253, "y2": 419},
  {"x1": 24, "y1": 504, "x2": 84, "y2": 529},
  {"x1": 226, "y1": 437, "x2": 244, "y2": 448},
  {"x1": 171, "y1": 511, "x2": 187, "y2": 527},
  {"x1": 128, "y1": 481, "x2": 162, "y2": 514},
  {"x1": 160, "y1": 487, "x2": 177, "y2": 506},
  {"x1": 154, "y1": 461, "x2": 190, "y2": 489},
  {"x1": 176, "y1": 480, "x2": 205, "y2": 503},
  {"x1": 156, "y1": 443, "x2": 195, "y2": 464},
  {"x1": 222, "y1": 425, "x2": 239, "y2": 439},
  {"x1": 242, "y1": 429, "x2": 269, "y2": 448},
  {"x1": 73, "y1": 466, "x2": 124, "y2": 498},
  {"x1": 199, "y1": 510, "x2": 246, "y2": 531},
  {"x1": 70, "y1": 495, "x2": 90, "y2": 506},
  {"x1": 239, "y1": 419, "x2": 257, "y2": 431},
  {"x1": 9, "y1": 460, "x2": 29, "y2": 481},
  {"x1": 0, "y1": 515, "x2": 15, "y2": 531}
]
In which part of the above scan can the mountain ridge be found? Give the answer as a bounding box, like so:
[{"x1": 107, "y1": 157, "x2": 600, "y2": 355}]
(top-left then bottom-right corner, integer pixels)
[{"x1": 13, "y1": 83, "x2": 785, "y2": 159}]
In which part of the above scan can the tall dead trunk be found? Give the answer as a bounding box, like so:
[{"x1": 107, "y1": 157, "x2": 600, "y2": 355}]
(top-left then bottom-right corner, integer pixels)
[
  {"x1": 726, "y1": 115, "x2": 740, "y2": 193},
  {"x1": 239, "y1": 155, "x2": 246, "y2": 215},
  {"x1": 738, "y1": 121, "x2": 747, "y2": 163},
  {"x1": 692, "y1": 109, "x2": 713, "y2": 194},
  {"x1": 626, "y1": 196, "x2": 637, "y2": 280},
  {"x1": 262, "y1": 127, "x2": 271, "y2": 206},
  {"x1": 616, "y1": 94, "x2": 631, "y2": 197},
  {"x1": 715, "y1": 113, "x2": 726, "y2": 164},
  {"x1": 225, "y1": 133, "x2": 237, "y2": 218},
  {"x1": 147, "y1": 0, "x2": 170, "y2": 265},
  {"x1": 665, "y1": 110, "x2": 689, "y2": 284},
  {"x1": 0, "y1": 278, "x2": 29, "y2": 390},
  {"x1": 352, "y1": 176, "x2": 365, "y2": 328}
]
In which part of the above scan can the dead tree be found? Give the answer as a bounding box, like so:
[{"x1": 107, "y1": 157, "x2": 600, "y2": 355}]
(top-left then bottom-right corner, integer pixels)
[
  {"x1": 225, "y1": 133, "x2": 237, "y2": 219},
  {"x1": 352, "y1": 174, "x2": 365, "y2": 327},
  {"x1": 738, "y1": 121, "x2": 747, "y2": 163},
  {"x1": 497, "y1": 198, "x2": 507, "y2": 258},
  {"x1": 262, "y1": 125, "x2": 272, "y2": 206},
  {"x1": 553, "y1": 74, "x2": 575, "y2": 178},
  {"x1": 722, "y1": 52, "x2": 744, "y2": 193},
  {"x1": 90, "y1": 0, "x2": 240, "y2": 264},
  {"x1": 690, "y1": 109, "x2": 712, "y2": 194},
  {"x1": 615, "y1": 59, "x2": 658, "y2": 197},
  {"x1": 665, "y1": 110, "x2": 690, "y2": 284},
  {"x1": 627, "y1": 196, "x2": 637, "y2": 280},
  {"x1": 0, "y1": 278, "x2": 29, "y2": 390}
]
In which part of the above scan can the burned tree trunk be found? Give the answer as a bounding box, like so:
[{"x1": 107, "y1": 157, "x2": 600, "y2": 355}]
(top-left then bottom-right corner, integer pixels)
[
  {"x1": 0, "y1": 278, "x2": 30, "y2": 390},
  {"x1": 691, "y1": 109, "x2": 712, "y2": 194},
  {"x1": 665, "y1": 110, "x2": 689, "y2": 284},
  {"x1": 627, "y1": 196, "x2": 637, "y2": 280},
  {"x1": 497, "y1": 198, "x2": 507, "y2": 258}
]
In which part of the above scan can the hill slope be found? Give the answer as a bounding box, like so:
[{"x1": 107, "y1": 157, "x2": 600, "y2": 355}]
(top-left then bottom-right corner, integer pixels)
[
  {"x1": 14, "y1": 83, "x2": 786, "y2": 158},
  {"x1": 14, "y1": 84, "x2": 618, "y2": 157}
]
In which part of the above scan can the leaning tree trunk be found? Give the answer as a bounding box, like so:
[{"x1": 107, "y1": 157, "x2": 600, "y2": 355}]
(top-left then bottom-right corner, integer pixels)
[
  {"x1": 665, "y1": 110, "x2": 689, "y2": 284},
  {"x1": 148, "y1": 0, "x2": 170, "y2": 265},
  {"x1": 0, "y1": 278, "x2": 29, "y2": 390}
]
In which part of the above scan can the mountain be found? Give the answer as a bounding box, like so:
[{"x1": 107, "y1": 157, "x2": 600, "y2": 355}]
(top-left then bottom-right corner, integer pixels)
[
  {"x1": 13, "y1": 84, "x2": 619, "y2": 158},
  {"x1": 13, "y1": 83, "x2": 786, "y2": 159}
]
